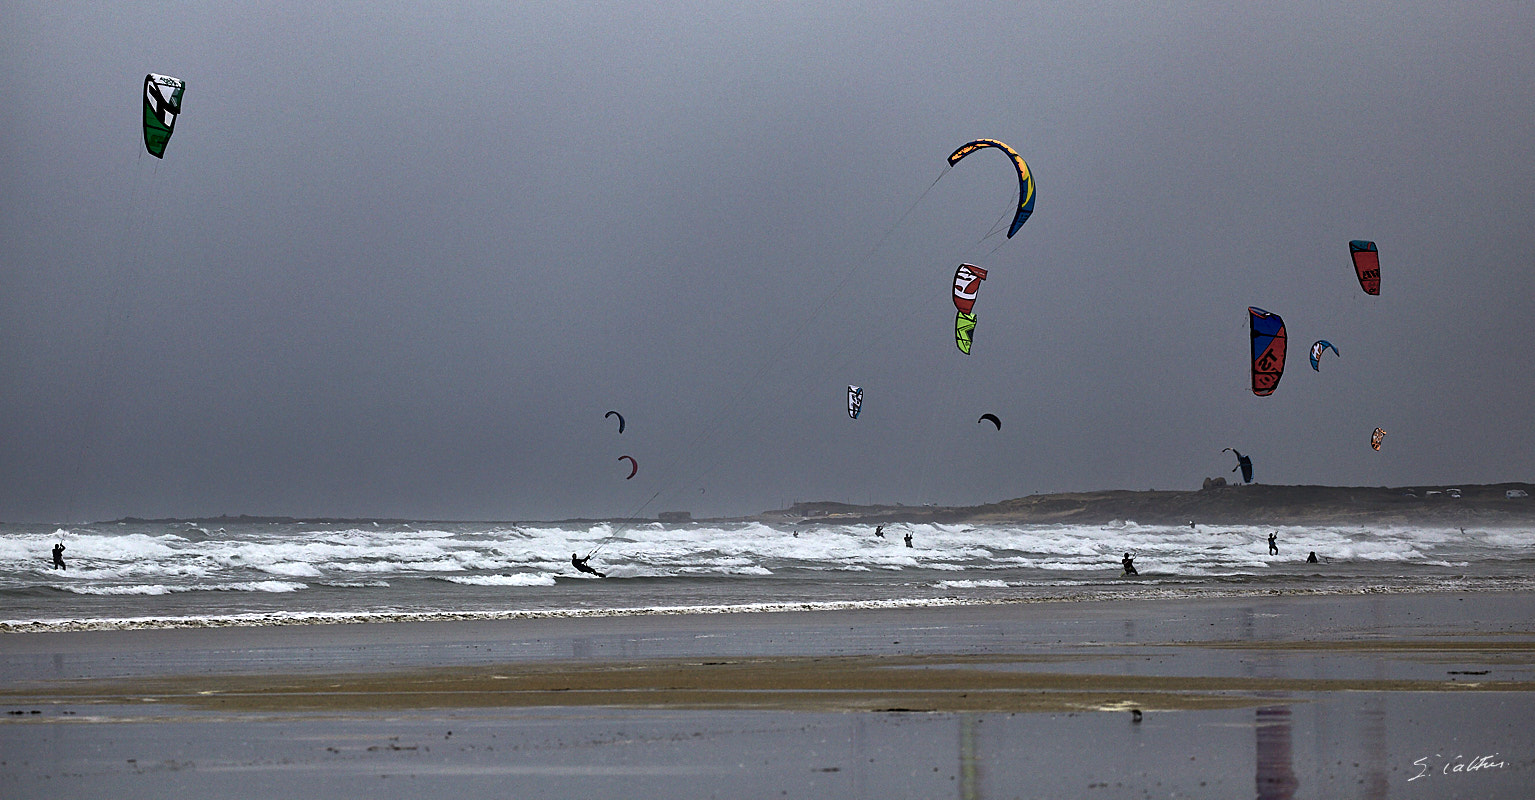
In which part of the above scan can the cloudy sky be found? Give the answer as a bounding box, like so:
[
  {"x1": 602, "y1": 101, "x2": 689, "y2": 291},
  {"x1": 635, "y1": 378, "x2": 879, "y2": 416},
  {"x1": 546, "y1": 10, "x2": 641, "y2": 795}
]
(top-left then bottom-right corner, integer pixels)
[{"x1": 3, "y1": 2, "x2": 1532, "y2": 523}]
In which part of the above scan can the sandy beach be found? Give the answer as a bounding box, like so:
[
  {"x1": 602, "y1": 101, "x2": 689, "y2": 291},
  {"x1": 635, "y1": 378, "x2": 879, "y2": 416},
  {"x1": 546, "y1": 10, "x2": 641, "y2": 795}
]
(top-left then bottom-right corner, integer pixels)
[{"x1": 3, "y1": 590, "x2": 1532, "y2": 798}]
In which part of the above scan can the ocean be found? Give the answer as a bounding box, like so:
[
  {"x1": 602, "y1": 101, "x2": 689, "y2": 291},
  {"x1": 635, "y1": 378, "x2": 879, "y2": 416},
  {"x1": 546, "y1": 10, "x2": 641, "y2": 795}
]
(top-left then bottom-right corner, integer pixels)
[{"x1": 2, "y1": 518, "x2": 1532, "y2": 632}]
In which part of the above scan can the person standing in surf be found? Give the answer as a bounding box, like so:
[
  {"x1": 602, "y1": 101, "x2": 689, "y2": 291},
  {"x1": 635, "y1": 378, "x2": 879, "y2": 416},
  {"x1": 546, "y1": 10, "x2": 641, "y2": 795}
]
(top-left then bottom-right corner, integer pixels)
[
  {"x1": 1121, "y1": 553, "x2": 1137, "y2": 576},
  {"x1": 1268, "y1": 532, "x2": 1279, "y2": 555},
  {"x1": 51, "y1": 542, "x2": 66, "y2": 570}
]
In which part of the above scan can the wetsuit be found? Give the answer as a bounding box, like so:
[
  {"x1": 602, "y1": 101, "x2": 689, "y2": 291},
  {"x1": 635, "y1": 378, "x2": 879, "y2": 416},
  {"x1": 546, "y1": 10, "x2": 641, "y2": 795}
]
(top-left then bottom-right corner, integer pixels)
[{"x1": 571, "y1": 553, "x2": 606, "y2": 578}]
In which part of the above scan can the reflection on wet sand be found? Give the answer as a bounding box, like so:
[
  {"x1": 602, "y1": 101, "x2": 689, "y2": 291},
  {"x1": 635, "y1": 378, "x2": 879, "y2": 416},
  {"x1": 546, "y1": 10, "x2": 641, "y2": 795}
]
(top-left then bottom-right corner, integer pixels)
[
  {"x1": 960, "y1": 714, "x2": 980, "y2": 800},
  {"x1": 1256, "y1": 705, "x2": 1298, "y2": 800},
  {"x1": 1247, "y1": 604, "x2": 1296, "y2": 800},
  {"x1": 1361, "y1": 698, "x2": 1388, "y2": 800}
]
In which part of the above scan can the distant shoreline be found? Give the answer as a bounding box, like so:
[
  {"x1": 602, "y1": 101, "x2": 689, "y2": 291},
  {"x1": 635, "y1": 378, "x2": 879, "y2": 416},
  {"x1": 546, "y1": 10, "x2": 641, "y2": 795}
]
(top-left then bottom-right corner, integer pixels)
[
  {"x1": 763, "y1": 482, "x2": 1535, "y2": 527},
  {"x1": 98, "y1": 482, "x2": 1535, "y2": 527}
]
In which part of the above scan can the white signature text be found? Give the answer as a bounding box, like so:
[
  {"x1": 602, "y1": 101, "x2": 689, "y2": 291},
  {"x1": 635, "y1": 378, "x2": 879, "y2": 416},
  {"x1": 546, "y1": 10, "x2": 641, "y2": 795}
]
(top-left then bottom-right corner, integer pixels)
[{"x1": 1408, "y1": 753, "x2": 1507, "y2": 781}]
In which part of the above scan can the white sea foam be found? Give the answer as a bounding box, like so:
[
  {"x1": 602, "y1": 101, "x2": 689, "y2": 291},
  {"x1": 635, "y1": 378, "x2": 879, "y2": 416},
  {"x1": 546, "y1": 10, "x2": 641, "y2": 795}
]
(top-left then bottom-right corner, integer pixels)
[
  {"x1": 676, "y1": 564, "x2": 774, "y2": 576},
  {"x1": 439, "y1": 573, "x2": 557, "y2": 587},
  {"x1": 936, "y1": 579, "x2": 1009, "y2": 589},
  {"x1": 256, "y1": 561, "x2": 324, "y2": 577},
  {"x1": 217, "y1": 580, "x2": 308, "y2": 592},
  {"x1": 8, "y1": 579, "x2": 1533, "y2": 634},
  {"x1": 5, "y1": 518, "x2": 1533, "y2": 629},
  {"x1": 58, "y1": 580, "x2": 307, "y2": 596},
  {"x1": 61, "y1": 584, "x2": 175, "y2": 596}
]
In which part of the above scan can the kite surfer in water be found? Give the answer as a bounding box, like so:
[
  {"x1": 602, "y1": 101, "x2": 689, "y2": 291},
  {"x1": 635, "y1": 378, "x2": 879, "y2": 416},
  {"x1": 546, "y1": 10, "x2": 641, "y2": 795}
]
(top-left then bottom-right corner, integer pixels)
[
  {"x1": 571, "y1": 553, "x2": 606, "y2": 578},
  {"x1": 51, "y1": 542, "x2": 66, "y2": 570},
  {"x1": 1268, "y1": 532, "x2": 1279, "y2": 555},
  {"x1": 1121, "y1": 553, "x2": 1138, "y2": 576},
  {"x1": 874, "y1": 525, "x2": 885, "y2": 539}
]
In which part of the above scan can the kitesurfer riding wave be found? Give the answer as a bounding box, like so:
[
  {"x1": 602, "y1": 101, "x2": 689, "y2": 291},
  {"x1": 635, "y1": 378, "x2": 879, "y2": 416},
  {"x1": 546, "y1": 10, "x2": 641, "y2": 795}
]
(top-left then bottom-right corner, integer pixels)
[{"x1": 572, "y1": 553, "x2": 606, "y2": 578}]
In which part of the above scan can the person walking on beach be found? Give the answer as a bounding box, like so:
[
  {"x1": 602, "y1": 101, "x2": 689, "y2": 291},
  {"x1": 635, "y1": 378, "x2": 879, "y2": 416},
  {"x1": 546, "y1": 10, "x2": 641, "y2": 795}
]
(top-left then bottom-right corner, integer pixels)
[
  {"x1": 1267, "y1": 532, "x2": 1278, "y2": 555},
  {"x1": 571, "y1": 553, "x2": 606, "y2": 578},
  {"x1": 51, "y1": 542, "x2": 66, "y2": 570},
  {"x1": 904, "y1": 531, "x2": 913, "y2": 548},
  {"x1": 1121, "y1": 553, "x2": 1137, "y2": 576}
]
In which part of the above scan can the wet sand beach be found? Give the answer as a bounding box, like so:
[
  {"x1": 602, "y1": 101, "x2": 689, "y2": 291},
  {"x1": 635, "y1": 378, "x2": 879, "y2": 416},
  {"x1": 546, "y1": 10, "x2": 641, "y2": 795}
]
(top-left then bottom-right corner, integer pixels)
[{"x1": 3, "y1": 591, "x2": 1533, "y2": 798}]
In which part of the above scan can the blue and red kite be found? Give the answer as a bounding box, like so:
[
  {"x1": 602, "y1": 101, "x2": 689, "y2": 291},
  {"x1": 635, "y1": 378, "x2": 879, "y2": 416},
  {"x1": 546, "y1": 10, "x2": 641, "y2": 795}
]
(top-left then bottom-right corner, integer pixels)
[{"x1": 1248, "y1": 307, "x2": 1287, "y2": 396}]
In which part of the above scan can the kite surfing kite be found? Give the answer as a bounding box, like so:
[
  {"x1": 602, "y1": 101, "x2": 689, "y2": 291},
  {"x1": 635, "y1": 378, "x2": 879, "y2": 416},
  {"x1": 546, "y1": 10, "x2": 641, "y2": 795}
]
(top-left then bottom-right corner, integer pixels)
[
  {"x1": 1371, "y1": 427, "x2": 1386, "y2": 451},
  {"x1": 618, "y1": 455, "x2": 638, "y2": 479},
  {"x1": 143, "y1": 74, "x2": 185, "y2": 158},
  {"x1": 1309, "y1": 340, "x2": 1339, "y2": 372},
  {"x1": 955, "y1": 312, "x2": 977, "y2": 354},
  {"x1": 1223, "y1": 448, "x2": 1254, "y2": 484},
  {"x1": 847, "y1": 385, "x2": 863, "y2": 419},
  {"x1": 952, "y1": 264, "x2": 988, "y2": 315},
  {"x1": 1248, "y1": 307, "x2": 1287, "y2": 396},
  {"x1": 1350, "y1": 241, "x2": 1380, "y2": 295},
  {"x1": 605, "y1": 410, "x2": 626, "y2": 433},
  {"x1": 952, "y1": 264, "x2": 987, "y2": 355},
  {"x1": 947, "y1": 139, "x2": 1035, "y2": 238},
  {"x1": 978, "y1": 413, "x2": 1001, "y2": 430}
]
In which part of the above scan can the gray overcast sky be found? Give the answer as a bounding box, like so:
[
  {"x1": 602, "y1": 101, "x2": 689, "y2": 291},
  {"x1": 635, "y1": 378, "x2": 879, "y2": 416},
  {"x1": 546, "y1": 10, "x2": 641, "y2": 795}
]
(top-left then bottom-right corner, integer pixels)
[{"x1": 3, "y1": 2, "x2": 1532, "y2": 523}]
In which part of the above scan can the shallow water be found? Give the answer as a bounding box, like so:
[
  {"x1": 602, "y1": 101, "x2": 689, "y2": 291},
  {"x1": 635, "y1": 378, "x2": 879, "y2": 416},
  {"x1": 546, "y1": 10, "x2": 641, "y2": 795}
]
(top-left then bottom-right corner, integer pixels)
[{"x1": 3, "y1": 519, "x2": 1532, "y2": 630}]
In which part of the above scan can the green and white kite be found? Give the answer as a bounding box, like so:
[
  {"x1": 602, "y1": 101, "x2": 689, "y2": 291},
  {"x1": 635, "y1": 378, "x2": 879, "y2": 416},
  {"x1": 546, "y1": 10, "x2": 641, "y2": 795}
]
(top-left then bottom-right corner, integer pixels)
[{"x1": 143, "y1": 73, "x2": 185, "y2": 158}]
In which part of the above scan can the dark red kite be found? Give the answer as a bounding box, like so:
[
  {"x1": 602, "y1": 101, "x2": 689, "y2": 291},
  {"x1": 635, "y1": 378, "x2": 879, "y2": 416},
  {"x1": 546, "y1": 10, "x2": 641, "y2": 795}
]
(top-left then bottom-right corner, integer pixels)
[
  {"x1": 1350, "y1": 240, "x2": 1380, "y2": 295},
  {"x1": 952, "y1": 263, "x2": 988, "y2": 315}
]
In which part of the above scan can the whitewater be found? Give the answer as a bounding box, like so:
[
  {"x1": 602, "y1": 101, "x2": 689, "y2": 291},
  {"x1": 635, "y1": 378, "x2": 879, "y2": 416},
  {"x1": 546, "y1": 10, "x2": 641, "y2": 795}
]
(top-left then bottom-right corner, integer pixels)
[{"x1": 3, "y1": 518, "x2": 1532, "y2": 632}]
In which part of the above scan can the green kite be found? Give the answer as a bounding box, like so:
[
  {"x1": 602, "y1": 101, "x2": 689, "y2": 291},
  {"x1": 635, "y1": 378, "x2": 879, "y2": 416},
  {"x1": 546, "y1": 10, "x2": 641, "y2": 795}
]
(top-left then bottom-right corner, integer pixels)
[
  {"x1": 143, "y1": 73, "x2": 185, "y2": 158},
  {"x1": 955, "y1": 311, "x2": 976, "y2": 355}
]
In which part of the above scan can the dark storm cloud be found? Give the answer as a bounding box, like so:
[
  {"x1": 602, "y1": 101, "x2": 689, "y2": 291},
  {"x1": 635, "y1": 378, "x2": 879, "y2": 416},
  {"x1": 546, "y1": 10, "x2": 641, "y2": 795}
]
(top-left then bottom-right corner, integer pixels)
[{"x1": 2, "y1": 2, "x2": 1531, "y2": 522}]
